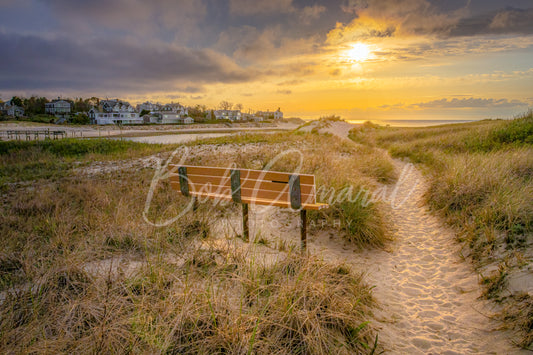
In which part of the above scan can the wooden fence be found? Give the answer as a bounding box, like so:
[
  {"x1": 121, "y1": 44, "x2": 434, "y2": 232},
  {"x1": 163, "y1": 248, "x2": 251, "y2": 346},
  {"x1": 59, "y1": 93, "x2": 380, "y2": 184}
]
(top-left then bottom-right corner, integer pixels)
[{"x1": 1, "y1": 129, "x2": 84, "y2": 141}]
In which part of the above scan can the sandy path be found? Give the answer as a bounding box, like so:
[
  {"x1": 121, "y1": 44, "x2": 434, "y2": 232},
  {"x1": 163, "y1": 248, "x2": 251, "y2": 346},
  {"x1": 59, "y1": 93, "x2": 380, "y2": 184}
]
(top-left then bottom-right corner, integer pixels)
[{"x1": 308, "y1": 160, "x2": 523, "y2": 354}]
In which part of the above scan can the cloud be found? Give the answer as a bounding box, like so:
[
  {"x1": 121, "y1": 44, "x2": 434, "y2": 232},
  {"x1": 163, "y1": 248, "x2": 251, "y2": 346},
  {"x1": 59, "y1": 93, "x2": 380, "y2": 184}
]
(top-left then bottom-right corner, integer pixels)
[
  {"x1": 451, "y1": 7, "x2": 533, "y2": 36},
  {"x1": 229, "y1": 0, "x2": 326, "y2": 27},
  {"x1": 277, "y1": 79, "x2": 304, "y2": 86},
  {"x1": 413, "y1": 97, "x2": 529, "y2": 109},
  {"x1": 381, "y1": 97, "x2": 531, "y2": 110},
  {"x1": 37, "y1": 0, "x2": 207, "y2": 44},
  {"x1": 217, "y1": 25, "x2": 321, "y2": 63},
  {"x1": 299, "y1": 5, "x2": 327, "y2": 24},
  {"x1": 0, "y1": 32, "x2": 254, "y2": 94},
  {"x1": 368, "y1": 36, "x2": 533, "y2": 62},
  {"x1": 330, "y1": 0, "x2": 533, "y2": 45},
  {"x1": 229, "y1": 0, "x2": 294, "y2": 15},
  {"x1": 329, "y1": 0, "x2": 466, "y2": 44},
  {"x1": 276, "y1": 89, "x2": 292, "y2": 95}
]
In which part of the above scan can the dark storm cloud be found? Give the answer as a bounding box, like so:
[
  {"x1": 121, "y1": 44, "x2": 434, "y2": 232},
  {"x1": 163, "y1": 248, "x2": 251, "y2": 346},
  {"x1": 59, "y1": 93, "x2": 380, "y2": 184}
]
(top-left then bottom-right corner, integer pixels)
[{"x1": 0, "y1": 32, "x2": 254, "y2": 92}]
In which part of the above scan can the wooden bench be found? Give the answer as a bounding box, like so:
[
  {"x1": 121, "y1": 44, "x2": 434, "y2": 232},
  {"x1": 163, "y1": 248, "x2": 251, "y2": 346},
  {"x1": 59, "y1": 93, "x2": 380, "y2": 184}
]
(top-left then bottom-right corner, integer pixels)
[{"x1": 169, "y1": 165, "x2": 328, "y2": 250}]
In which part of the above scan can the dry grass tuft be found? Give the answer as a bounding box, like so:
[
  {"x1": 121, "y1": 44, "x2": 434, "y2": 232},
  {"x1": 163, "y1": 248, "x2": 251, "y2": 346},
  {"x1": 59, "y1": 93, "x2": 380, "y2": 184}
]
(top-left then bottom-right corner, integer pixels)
[{"x1": 502, "y1": 293, "x2": 533, "y2": 349}]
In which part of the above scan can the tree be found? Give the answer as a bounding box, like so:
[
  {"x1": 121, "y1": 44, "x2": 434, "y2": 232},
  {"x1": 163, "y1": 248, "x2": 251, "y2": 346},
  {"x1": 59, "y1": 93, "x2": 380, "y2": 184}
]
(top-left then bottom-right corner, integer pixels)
[
  {"x1": 10, "y1": 96, "x2": 22, "y2": 107},
  {"x1": 70, "y1": 113, "x2": 90, "y2": 125},
  {"x1": 88, "y1": 97, "x2": 100, "y2": 107},
  {"x1": 140, "y1": 109, "x2": 150, "y2": 117},
  {"x1": 219, "y1": 100, "x2": 233, "y2": 110},
  {"x1": 23, "y1": 96, "x2": 45, "y2": 115},
  {"x1": 188, "y1": 105, "x2": 207, "y2": 122},
  {"x1": 234, "y1": 103, "x2": 243, "y2": 111},
  {"x1": 73, "y1": 97, "x2": 91, "y2": 113}
]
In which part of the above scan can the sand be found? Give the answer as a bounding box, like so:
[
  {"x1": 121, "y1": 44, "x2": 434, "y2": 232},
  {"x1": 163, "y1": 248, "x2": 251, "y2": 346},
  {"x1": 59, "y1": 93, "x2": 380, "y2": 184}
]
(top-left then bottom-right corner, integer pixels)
[{"x1": 297, "y1": 119, "x2": 357, "y2": 139}]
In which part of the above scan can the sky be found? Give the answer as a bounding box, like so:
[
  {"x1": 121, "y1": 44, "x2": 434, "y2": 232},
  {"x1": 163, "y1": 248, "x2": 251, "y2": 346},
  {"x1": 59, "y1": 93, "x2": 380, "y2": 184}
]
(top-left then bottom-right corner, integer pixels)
[{"x1": 0, "y1": 0, "x2": 532, "y2": 120}]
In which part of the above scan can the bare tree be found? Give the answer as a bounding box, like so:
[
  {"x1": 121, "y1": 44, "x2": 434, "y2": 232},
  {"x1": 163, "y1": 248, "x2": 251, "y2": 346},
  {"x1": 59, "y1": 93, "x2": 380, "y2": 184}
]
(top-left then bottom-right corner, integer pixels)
[
  {"x1": 234, "y1": 103, "x2": 243, "y2": 111},
  {"x1": 219, "y1": 101, "x2": 233, "y2": 110}
]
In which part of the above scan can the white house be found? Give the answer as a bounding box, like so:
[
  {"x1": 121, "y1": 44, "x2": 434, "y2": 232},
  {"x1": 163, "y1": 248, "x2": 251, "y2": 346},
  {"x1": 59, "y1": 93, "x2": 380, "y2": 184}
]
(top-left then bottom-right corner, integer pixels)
[
  {"x1": 137, "y1": 101, "x2": 162, "y2": 112},
  {"x1": 256, "y1": 108, "x2": 283, "y2": 120},
  {"x1": 89, "y1": 99, "x2": 141, "y2": 125},
  {"x1": 214, "y1": 109, "x2": 242, "y2": 121},
  {"x1": 0, "y1": 101, "x2": 24, "y2": 117},
  {"x1": 45, "y1": 99, "x2": 71, "y2": 116},
  {"x1": 161, "y1": 113, "x2": 183, "y2": 124},
  {"x1": 160, "y1": 113, "x2": 194, "y2": 124},
  {"x1": 161, "y1": 103, "x2": 188, "y2": 117},
  {"x1": 89, "y1": 108, "x2": 142, "y2": 125}
]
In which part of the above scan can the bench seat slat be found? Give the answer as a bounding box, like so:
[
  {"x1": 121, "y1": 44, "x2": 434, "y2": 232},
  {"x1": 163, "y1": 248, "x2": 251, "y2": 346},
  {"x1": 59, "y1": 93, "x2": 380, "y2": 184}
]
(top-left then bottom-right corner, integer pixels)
[
  {"x1": 169, "y1": 182, "x2": 317, "y2": 204},
  {"x1": 169, "y1": 165, "x2": 315, "y2": 186},
  {"x1": 170, "y1": 173, "x2": 316, "y2": 189},
  {"x1": 169, "y1": 174, "x2": 316, "y2": 195},
  {"x1": 186, "y1": 190, "x2": 327, "y2": 210}
]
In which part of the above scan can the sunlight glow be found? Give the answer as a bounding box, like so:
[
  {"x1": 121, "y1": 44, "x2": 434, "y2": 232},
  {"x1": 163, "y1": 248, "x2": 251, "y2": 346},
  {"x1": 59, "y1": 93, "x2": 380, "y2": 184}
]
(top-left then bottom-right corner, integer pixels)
[{"x1": 346, "y1": 43, "x2": 371, "y2": 62}]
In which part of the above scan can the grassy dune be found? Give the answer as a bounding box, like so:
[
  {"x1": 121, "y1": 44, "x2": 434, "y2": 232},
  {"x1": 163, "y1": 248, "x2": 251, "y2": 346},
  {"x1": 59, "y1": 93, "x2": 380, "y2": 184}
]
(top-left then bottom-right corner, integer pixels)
[
  {"x1": 0, "y1": 131, "x2": 394, "y2": 353},
  {"x1": 350, "y1": 111, "x2": 533, "y2": 348}
]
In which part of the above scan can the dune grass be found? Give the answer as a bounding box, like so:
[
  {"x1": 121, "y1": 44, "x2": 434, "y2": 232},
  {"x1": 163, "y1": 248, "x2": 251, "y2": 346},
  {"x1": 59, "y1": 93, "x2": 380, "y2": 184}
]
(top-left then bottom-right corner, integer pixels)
[
  {"x1": 0, "y1": 130, "x2": 395, "y2": 353},
  {"x1": 350, "y1": 111, "x2": 533, "y2": 348},
  {"x1": 0, "y1": 138, "x2": 177, "y2": 187}
]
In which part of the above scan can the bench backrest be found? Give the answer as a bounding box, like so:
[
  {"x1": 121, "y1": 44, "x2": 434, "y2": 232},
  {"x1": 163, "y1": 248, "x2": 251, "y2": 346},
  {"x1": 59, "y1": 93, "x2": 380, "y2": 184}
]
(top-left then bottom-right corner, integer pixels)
[{"x1": 169, "y1": 165, "x2": 324, "y2": 210}]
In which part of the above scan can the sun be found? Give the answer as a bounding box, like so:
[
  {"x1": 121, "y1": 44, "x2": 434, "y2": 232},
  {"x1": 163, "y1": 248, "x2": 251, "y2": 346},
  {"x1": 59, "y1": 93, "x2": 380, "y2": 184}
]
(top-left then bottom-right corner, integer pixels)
[{"x1": 346, "y1": 43, "x2": 371, "y2": 62}]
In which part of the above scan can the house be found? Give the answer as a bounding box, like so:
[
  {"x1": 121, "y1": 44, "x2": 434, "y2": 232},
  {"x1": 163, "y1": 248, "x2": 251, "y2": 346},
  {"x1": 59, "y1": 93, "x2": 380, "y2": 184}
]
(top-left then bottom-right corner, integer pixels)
[
  {"x1": 89, "y1": 99, "x2": 141, "y2": 125},
  {"x1": 45, "y1": 99, "x2": 71, "y2": 116},
  {"x1": 214, "y1": 109, "x2": 242, "y2": 121},
  {"x1": 256, "y1": 108, "x2": 283, "y2": 120},
  {"x1": 160, "y1": 113, "x2": 195, "y2": 124},
  {"x1": 99, "y1": 99, "x2": 136, "y2": 114},
  {"x1": 89, "y1": 108, "x2": 142, "y2": 125},
  {"x1": 161, "y1": 112, "x2": 183, "y2": 124},
  {"x1": 0, "y1": 101, "x2": 24, "y2": 117},
  {"x1": 137, "y1": 101, "x2": 162, "y2": 112},
  {"x1": 161, "y1": 103, "x2": 188, "y2": 117}
]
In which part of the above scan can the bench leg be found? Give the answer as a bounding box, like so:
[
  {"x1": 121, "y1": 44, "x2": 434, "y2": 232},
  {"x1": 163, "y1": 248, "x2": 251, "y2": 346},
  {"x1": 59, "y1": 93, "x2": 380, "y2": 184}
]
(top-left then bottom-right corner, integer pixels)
[
  {"x1": 300, "y1": 209, "x2": 307, "y2": 252},
  {"x1": 242, "y1": 203, "x2": 249, "y2": 242},
  {"x1": 192, "y1": 197, "x2": 198, "y2": 212}
]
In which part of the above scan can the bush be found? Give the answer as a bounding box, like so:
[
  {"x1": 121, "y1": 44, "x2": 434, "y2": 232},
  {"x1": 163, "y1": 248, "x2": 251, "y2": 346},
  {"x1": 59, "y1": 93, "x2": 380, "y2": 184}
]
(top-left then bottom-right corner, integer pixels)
[{"x1": 70, "y1": 114, "x2": 90, "y2": 125}]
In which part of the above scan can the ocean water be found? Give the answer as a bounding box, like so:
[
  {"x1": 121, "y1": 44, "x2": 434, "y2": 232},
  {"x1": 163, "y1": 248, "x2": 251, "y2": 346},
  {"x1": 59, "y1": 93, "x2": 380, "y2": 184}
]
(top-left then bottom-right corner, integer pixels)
[{"x1": 347, "y1": 119, "x2": 476, "y2": 127}]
